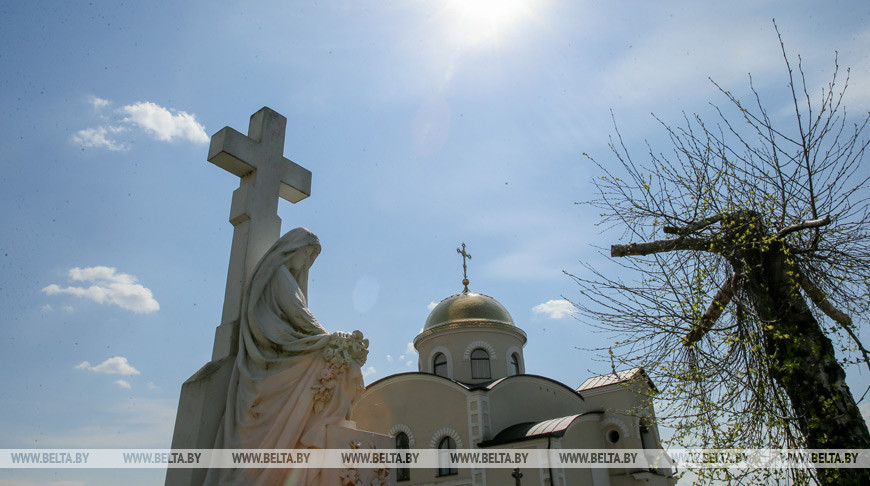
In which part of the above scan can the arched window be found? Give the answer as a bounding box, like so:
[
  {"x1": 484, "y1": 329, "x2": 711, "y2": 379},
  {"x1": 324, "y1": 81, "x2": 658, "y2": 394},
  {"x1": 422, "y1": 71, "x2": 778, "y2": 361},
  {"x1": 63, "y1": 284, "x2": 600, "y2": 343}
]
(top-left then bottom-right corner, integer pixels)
[
  {"x1": 433, "y1": 353, "x2": 448, "y2": 377},
  {"x1": 396, "y1": 432, "x2": 410, "y2": 481},
  {"x1": 510, "y1": 353, "x2": 521, "y2": 376},
  {"x1": 640, "y1": 418, "x2": 655, "y2": 449},
  {"x1": 437, "y1": 436, "x2": 457, "y2": 476},
  {"x1": 470, "y1": 348, "x2": 491, "y2": 379}
]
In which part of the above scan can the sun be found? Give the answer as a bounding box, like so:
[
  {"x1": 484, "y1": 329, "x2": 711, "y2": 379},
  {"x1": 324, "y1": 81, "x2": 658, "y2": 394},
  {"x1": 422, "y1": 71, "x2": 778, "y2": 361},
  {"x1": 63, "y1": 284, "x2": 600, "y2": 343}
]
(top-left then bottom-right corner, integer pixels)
[
  {"x1": 446, "y1": 0, "x2": 535, "y2": 46},
  {"x1": 453, "y1": 0, "x2": 527, "y2": 23}
]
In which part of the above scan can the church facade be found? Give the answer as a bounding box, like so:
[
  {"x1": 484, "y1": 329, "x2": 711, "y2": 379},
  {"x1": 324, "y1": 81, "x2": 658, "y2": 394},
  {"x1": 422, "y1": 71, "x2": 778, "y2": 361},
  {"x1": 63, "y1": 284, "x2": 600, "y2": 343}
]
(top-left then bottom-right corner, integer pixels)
[{"x1": 352, "y1": 281, "x2": 676, "y2": 486}]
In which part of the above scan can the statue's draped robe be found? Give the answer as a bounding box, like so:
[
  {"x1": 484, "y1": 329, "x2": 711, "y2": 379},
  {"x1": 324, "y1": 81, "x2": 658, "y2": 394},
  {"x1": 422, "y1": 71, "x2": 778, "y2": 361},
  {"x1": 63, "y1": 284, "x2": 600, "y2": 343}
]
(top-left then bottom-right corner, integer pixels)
[{"x1": 207, "y1": 228, "x2": 368, "y2": 486}]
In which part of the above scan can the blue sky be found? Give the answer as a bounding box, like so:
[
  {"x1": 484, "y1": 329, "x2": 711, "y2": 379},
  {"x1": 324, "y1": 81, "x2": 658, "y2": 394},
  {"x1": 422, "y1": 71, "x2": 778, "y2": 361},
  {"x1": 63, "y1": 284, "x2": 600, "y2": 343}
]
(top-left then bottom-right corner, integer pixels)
[{"x1": 2, "y1": 1, "x2": 869, "y2": 484}]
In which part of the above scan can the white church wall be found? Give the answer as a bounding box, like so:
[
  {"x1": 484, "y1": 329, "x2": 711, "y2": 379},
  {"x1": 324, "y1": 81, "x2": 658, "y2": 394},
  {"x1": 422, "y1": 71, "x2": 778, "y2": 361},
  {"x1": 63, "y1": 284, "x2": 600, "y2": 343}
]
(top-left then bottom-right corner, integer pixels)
[
  {"x1": 356, "y1": 376, "x2": 468, "y2": 434},
  {"x1": 416, "y1": 327, "x2": 525, "y2": 384},
  {"x1": 582, "y1": 384, "x2": 655, "y2": 421},
  {"x1": 486, "y1": 376, "x2": 586, "y2": 438}
]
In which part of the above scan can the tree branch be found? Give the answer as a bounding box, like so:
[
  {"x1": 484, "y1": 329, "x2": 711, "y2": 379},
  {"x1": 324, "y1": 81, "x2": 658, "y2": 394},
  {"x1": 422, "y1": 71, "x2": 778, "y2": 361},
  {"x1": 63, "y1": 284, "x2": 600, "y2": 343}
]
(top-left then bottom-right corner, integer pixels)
[
  {"x1": 778, "y1": 215, "x2": 831, "y2": 238},
  {"x1": 683, "y1": 272, "x2": 743, "y2": 347},
  {"x1": 611, "y1": 237, "x2": 715, "y2": 258},
  {"x1": 797, "y1": 271, "x2": 851, "y2": 326},
  {"x1": 664, "y1": 214, "x2": 724, "y2": 235}
]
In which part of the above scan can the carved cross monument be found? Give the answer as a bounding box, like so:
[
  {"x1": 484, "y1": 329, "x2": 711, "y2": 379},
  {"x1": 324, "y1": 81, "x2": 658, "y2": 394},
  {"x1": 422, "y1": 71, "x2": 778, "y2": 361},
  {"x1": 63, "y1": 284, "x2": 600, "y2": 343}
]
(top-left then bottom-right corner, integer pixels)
[
  {"x1": 166, "y1": 107, "x2": 311, "y2": 486},
  {"x1": 207, "y1": 107, "x2": 311, "y2": 360}
]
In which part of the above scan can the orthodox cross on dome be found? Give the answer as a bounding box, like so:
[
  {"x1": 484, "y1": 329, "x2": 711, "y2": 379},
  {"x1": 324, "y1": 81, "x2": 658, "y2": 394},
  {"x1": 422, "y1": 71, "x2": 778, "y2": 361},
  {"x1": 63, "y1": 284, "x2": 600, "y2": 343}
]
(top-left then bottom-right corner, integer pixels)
[
  {"x1": 456, "y1": 242, "x2": 472, "y2": 292},
  {"x1": 207, "y1": 107, "x2": 312, "y2": 360}
]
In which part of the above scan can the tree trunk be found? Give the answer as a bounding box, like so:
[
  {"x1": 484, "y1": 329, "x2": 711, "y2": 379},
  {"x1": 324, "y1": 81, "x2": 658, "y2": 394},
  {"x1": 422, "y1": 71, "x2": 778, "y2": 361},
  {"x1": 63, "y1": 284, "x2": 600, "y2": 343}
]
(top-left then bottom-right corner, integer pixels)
[{"x1": 739, "y1": 238, "x2": 870, "y2": 485}]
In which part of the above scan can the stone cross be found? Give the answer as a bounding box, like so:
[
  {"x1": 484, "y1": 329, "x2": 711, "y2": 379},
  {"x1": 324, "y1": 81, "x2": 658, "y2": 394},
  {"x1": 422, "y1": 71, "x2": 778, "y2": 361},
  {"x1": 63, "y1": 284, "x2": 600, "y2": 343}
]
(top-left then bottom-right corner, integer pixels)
[{"x1": 207, "y1": 107, "x2": 311, "y2": 360}]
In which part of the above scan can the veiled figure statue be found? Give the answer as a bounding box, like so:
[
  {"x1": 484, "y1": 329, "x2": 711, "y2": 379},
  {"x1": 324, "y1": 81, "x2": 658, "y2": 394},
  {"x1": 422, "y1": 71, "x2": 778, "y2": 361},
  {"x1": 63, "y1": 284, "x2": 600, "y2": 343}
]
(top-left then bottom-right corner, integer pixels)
[{"x1": 207, "y1": 227, "x2": 369, "y2": 486}]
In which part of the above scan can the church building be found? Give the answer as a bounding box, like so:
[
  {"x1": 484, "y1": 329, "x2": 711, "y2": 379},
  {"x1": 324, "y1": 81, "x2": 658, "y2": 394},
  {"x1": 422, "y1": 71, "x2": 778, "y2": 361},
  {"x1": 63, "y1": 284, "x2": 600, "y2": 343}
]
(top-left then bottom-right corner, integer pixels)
[
  {"x1": 352, "y1": 270, "x2": 676, "y2": 486},
  {"x1": 167, "y1": 109, "x2": 675, "y2": 486}
]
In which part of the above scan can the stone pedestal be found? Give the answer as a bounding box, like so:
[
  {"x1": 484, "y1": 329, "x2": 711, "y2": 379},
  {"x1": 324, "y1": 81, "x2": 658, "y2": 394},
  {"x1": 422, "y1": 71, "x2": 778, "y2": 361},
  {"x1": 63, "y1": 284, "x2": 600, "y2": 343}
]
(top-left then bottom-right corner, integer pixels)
[
  {"x1": 322, "y1": 422, "x2": 396, "y2": 486},
  {"x1": 165, "y1": 356, "x2": 234, "y2": 486},
  {"x1": 165, "y1": 414, "x2": 394, "y2": 486}
]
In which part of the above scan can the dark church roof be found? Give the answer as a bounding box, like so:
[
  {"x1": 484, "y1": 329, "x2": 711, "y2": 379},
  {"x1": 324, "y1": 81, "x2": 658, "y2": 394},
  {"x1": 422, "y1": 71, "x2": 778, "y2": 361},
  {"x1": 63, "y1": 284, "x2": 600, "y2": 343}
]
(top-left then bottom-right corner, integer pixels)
[
  {"x1": 477, "y1": 412, "x2": 603, "y2": 447},
  {"x1": 576, "y1": 368, "x2": 658, "y2": 394}
]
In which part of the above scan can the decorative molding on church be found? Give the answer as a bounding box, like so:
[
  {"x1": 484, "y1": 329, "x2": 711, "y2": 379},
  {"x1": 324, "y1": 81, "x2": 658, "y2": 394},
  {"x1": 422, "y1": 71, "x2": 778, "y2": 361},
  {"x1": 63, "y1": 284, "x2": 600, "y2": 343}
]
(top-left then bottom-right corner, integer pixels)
[
  {"x1": 547, "y1": 438, "x2": 566, "y2": 485},
  {"x1": 462, "y1": 341, "x2": 497, "y2": 361},
  {"x1": 415, "y1": 321, "x2": 526, "y2": 342},
  {"x1": 465, "y1": 393, "x2": 491, "y2": 486},
  {"x1": 600, "y1": 415, "x2": 631, "y2": 439},
  {"x1": 466, "y1": 394, "x2": 492, "y2": 446},
  {"x1": 388, "y1": 423, "x2": 416, "y2": 447},
  {"x1": 429, "y1": 427, "x2": 463, "y2": 449},
  {"x1": 472, "y1": 469, "x2": 486, "y2": 486}
]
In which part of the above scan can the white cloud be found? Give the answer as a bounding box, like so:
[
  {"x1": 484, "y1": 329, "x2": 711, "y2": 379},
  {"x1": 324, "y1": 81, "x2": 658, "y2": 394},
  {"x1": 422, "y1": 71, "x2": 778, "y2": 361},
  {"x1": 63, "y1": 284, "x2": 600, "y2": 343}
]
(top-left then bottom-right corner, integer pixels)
[
  {"x1": 121, "y1": 101, "x2": 208, "y2": 144},
  {"x1": 146, "y1": 381, "x2": 160, "y2": 391},
  {"x1": 88, "y1": 95, "x2": 110, "y2": 110},
  {"x1": 71, "y1": 97, "x2": 207, "y2": 150},
  {"x1": 70, "y1": 126, "x2": 128, "y2": 151},
  {"x1": 41, "y1": 304, "x2": 53, "y2": 313},
  {"x1": 362, "y1": 366, "x2": 377, "y2": 378},
  {"x1": 115, "y1": 379, "x2": 132, "y2": 389},
  {"x1": 532, "y1": 299, "x2": 577, "y2": 319},
  {"x1": 42, "y1": 266, "x2": 159, "y2": 314},
  {"x1": 75, "y1": 356, "x2": 141, "y2": 376},
  {"x1": 399, "y1": 343, "x2": 416, "y2": 363},
  {"x1": 386, "y1": 354, "x2": 393, "y2": 363},
  {"x1": 427, "y1": 301, "x2": 438, "y2": 311},
  {"x1": 62, "y1": 305, "x2": 74, "y2": 313}
]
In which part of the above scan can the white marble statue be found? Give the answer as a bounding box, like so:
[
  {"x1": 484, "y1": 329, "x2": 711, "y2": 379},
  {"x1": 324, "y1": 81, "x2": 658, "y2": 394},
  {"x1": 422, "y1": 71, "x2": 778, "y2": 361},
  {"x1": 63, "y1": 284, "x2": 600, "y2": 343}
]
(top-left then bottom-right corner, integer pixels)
[{"x1": 207, "y1": 227, "x2": 369, "y2": 485}]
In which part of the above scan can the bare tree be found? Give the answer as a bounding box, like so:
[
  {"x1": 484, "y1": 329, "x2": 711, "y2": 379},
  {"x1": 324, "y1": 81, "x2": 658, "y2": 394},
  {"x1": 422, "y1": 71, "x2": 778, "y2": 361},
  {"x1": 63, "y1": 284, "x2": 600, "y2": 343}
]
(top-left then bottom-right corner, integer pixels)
[{"x1": 570, "y1": 26, "x2": 870, "y2": 485}]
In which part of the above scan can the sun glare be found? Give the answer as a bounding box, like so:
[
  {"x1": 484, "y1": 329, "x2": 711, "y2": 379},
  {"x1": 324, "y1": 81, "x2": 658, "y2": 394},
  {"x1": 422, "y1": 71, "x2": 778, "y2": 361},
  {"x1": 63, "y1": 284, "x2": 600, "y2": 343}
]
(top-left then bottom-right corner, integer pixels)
[{"x1": 447, "y1": 0, "x2": 534, "y2": 45}]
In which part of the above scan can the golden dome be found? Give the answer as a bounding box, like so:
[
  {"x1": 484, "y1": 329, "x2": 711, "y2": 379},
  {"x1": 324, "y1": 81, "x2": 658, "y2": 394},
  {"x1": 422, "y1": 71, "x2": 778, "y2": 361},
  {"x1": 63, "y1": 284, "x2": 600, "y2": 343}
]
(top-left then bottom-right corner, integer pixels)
[{"x1": 423, "y1": 289, "x2": 515, "y2": 331}]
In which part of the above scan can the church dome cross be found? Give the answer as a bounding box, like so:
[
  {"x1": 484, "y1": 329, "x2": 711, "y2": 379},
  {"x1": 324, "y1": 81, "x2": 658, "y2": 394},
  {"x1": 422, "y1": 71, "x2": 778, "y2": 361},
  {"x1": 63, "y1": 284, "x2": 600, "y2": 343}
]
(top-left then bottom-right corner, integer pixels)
[{"x1": 456, "y1": 242, "x2": 472, "y2": 292}]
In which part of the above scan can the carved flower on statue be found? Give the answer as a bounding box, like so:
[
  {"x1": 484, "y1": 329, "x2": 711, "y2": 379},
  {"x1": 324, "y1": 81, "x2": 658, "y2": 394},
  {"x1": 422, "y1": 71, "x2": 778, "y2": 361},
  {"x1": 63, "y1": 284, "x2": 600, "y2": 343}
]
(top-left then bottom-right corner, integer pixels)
[
  {"x1": 323, "y1": 330, "x2": 369, "y2": 366},
  {"x1": 339, "y1": 468, "x2": 360, "y2": 486},
  {"x1": 352, "y1": 330, "x2": 370, "y2": 350},
  {"x1": 373, "y1": 466, "x2": 390, "y2": 484},
  {"x1": 312, "y1": 331, "x2": 370, "y2": 412},
  {"x1": 312, "y1": 367, "x2": 340, "y2": 412}
]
